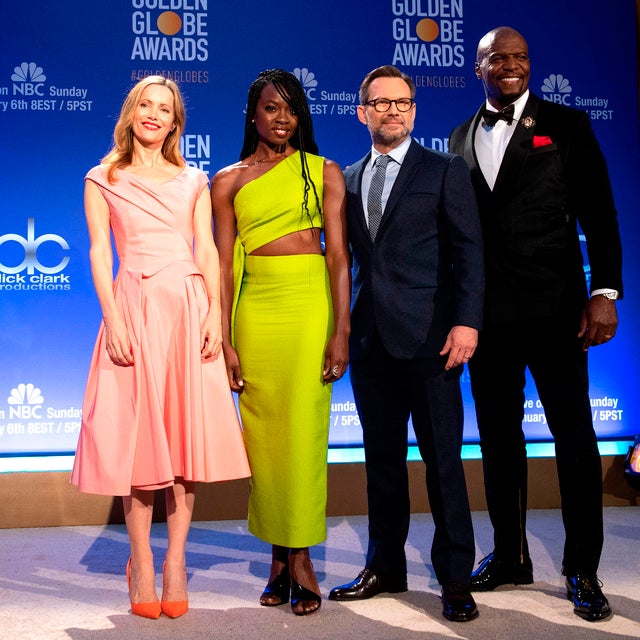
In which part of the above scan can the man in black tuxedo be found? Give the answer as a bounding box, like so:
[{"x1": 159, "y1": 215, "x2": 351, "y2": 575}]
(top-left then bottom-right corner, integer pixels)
[
  {"x1": 449, "y1": 27, "x2": 622, "y2": 622},
  {"x1": 328, "y1": 65, "x2": 484, "y2": 623}
]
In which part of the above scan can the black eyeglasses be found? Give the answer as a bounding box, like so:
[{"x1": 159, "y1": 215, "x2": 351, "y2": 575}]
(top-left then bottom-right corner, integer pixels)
[{"x1": 363, "y1": 98, "x2": 415, "y2": 113}]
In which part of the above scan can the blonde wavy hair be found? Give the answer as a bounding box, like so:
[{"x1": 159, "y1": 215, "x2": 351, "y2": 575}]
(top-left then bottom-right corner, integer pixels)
[{"x1": 102, "y1": 75, "x2": 186, "y2": 182}]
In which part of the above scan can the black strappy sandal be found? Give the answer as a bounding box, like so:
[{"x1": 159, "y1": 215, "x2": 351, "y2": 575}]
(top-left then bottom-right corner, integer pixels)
[
  {"x1": 290, "y1": 578, "x2": 321, "y2": 616},
  {"x1": 260, "y1": 566, "x2": 290, "y2": 606}
]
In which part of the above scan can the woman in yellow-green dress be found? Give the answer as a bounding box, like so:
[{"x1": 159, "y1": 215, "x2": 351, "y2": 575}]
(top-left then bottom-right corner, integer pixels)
[{"x1": 211, "y1": 69, "x2": 351, "y2": 616}]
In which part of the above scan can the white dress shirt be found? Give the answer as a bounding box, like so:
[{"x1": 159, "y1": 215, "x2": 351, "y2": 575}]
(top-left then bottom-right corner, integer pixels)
[{"x1": 474, "y1": 90, "x2": 529, "y2": 190}]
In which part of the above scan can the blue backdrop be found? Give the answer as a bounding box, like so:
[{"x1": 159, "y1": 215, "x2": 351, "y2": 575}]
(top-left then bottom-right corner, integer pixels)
[{"x1": 1, "y1": 1, "x2": 638, "y2": 462}]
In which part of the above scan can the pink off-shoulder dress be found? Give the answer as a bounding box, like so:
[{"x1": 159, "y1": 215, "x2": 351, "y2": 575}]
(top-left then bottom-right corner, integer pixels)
[{"x1": 71, "y1": 165, "x2": 250, "y2": 496}]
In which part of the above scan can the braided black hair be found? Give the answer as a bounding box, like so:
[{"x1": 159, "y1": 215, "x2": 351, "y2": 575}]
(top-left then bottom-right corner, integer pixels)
[{"x1": 240, "y1": 69, "x2": 322, "y2": 223}]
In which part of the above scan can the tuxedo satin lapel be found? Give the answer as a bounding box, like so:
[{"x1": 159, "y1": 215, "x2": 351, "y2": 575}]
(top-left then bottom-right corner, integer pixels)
[
  {"x1": 467, "y1": 108, "x2": 492, "y2": 197},
  {"x1": 464, "y1": 109, "x2": 484, "y2": 173},
  {"x1": 492, "y1": 96, "x2": 539, "y2": 198}
]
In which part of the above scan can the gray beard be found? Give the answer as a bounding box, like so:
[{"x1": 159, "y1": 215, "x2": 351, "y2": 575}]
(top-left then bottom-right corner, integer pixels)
[{"x1": 371, "y1": 124, "x2": 412, "y2": 147}]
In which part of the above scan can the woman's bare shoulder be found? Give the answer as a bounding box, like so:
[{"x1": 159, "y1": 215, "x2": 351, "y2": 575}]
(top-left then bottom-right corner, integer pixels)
[{"x1": 211, "y1": 160, "x2": 250, "y2": 196}]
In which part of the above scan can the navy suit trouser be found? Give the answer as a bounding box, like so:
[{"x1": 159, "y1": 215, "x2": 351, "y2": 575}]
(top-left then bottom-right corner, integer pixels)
[{"x1": 350, "y1": 331, "x2": 475, "y2": 586}]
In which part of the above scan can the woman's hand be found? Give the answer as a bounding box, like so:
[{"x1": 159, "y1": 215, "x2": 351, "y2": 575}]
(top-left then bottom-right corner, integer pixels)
[
  {"x1": 223, "y1": 344, "x2": 244, "y2": 393},
  {"x1": 200, "y1": 306, "x2": 223, "y2": 361},
  {"x1": 103, "y1": 316, "x2": 134, "y2": 367},
  {"x1": 322, "y1": 331, "x2": 349, "y2": 383}
]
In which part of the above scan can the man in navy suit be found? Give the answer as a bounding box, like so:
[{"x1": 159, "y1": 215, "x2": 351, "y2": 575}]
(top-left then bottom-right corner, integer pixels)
[
  {"x1": 328, "y1": 65, "x2": 484, "y2": 623},
  {"x1": 449, "y1": 27, "x2": 622, "y2": 622}
]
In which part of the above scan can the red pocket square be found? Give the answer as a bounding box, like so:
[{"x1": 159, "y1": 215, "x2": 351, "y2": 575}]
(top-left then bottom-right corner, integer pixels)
[{"x1": 533, "y1": 135, "x2": 553, "y2": 148}]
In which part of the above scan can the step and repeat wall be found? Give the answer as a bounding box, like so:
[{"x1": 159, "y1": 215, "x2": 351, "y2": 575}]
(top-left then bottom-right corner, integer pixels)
[{"x1": 1, "y1": 1, "x2": 638, "y2": 462}]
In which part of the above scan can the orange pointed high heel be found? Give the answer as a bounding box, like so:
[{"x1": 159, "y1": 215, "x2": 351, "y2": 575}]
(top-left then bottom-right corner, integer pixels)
[
  {"x1": 161, "y1": 561, "x2": 189, "y2": 618},
  {"x1": 126, "y1": 558, "x2": 161, "y2": 619}
]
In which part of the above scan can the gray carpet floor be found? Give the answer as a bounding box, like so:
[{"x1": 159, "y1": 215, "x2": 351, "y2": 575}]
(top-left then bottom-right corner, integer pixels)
[{"x1": 1, "y1": 507, "x2": 638, "y2": 639}]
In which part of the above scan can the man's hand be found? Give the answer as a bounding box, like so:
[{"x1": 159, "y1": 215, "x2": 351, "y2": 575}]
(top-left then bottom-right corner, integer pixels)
[
  {"x1": 440, "y1": 325, "x2": 478, "y2": 370},
  {"x1": 578, "y1": 295, "x2": 618, "y2": 350}
]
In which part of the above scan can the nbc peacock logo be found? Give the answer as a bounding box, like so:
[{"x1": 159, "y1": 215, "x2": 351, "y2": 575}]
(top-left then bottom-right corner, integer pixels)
[
  {"x1": 294, "y1": 68, "x2": 318, "y2": 101},
  {"x1": 541, "y1": 74, "x2": 572, "y2": 106},
  {"x1": 8, "y1": 383, "x2": 44, "y2": 420},
  {"x1": 11, "y1": 62, "x2": 46, "y2": 97}
]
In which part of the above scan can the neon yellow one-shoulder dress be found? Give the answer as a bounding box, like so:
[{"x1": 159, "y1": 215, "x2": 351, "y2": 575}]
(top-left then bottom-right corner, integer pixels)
[{"x1": 232, "y1": 151, "x2": 333, "y2": 548}]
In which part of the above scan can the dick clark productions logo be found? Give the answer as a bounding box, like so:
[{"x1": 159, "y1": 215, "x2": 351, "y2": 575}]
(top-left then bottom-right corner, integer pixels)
[{"x1": 0, "y1": 218, "x2": 69, "y2": 275}]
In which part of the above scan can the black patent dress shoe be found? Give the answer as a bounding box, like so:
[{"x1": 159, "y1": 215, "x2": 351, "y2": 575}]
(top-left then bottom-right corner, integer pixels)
[
  {"x1": 441, "y1": 583, "x2": 479, "y2": 622},
  {"x1": 565, "y1": 572, "x2": 612, "y2": 621},
  {"x1": 328, "y1": 568, "x2": 407, "y2": 601},
  {"x1": 469, "y1": 552, "x2": 533, "y2": 591}
]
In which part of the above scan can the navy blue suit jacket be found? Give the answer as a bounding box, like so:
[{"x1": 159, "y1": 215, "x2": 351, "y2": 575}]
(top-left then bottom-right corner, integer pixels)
[{"x1": 346, "y1": 139, "x2": 484, "y2": 361}]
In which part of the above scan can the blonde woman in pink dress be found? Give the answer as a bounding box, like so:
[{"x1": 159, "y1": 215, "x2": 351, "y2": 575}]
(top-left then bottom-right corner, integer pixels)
[{"x1": 71, "y1": 76, "x2": 250, "y2": 619}]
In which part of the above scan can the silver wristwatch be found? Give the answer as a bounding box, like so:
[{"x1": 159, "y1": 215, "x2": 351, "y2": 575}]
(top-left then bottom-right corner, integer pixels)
[{"x1": 599, "y1": 291, "x2": 619, "y2": 301}]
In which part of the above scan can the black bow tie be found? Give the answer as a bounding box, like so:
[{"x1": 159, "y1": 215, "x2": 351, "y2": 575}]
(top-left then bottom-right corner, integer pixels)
[{"x1": 482, "y1": 104, "x2": 515, "y2": 126}]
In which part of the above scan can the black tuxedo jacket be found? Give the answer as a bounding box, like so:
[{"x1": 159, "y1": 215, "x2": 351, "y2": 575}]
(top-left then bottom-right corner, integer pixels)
[
  {"x1": 449, "y1": 93, "x2": 623, "y2": 324},
  {"x1": 345, "y1": 139, "x2": 484, "y2": 361}
]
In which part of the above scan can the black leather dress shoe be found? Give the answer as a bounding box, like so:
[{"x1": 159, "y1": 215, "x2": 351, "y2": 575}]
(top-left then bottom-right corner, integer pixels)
[
  {"x1": 565, "y1": 572, "x2": 612, "y2": 621},
  {"x1": 441, "y1": 583, "x2": 479, "y2": 622},
  {"x1": 469, "y1": 552, "x2": 533, "y2": 591},
  {"x1": 328, "y1": 568, "x2": 407, "y2": 601}
]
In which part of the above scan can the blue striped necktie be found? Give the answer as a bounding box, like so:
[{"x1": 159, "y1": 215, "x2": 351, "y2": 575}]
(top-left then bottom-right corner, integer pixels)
[{"x1": 367, "y1": 154, "x2": 390, "y2": 240}]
